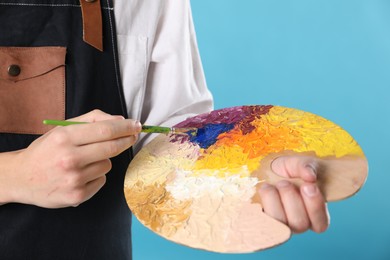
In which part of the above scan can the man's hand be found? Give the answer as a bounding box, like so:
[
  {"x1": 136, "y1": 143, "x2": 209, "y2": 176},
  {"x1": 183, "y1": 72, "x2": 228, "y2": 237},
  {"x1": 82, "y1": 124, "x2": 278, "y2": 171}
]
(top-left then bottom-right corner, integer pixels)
[
  {"x1": 0, "y1": 110, "x2": 141, "y2": 208},
  {"x1": 258, "y1": 155, "x2": 330, "y2": 233}
]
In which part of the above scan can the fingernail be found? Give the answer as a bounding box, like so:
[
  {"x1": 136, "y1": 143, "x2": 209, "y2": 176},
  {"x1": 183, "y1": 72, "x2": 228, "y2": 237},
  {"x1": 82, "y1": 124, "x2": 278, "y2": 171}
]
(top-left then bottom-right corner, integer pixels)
[
  {"x1": 134, "y1": 121, "x2": 142, "y2": 132},
  {"x1": 303, "y1": 184, "x2": 318, "y2": 197},
  {"x1": 326, "y1": 203, "x2": 331, "y2": 225},
  {"x1": 305, "y1": 162, "x2": 318, "y2": 178}
]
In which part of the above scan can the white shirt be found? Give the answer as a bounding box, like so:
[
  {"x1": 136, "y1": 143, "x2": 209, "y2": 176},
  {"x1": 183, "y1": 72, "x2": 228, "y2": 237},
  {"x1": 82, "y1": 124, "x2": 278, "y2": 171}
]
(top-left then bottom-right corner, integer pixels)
[{"x1": 113, "y1": 0, "x2": 214, "y2": 151}]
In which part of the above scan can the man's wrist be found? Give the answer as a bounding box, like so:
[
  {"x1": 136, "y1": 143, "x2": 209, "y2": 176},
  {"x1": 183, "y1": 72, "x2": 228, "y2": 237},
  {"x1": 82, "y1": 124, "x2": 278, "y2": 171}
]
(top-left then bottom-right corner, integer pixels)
[{"x1": 0, "y1": 150, "x2": 23, "y2": 205}]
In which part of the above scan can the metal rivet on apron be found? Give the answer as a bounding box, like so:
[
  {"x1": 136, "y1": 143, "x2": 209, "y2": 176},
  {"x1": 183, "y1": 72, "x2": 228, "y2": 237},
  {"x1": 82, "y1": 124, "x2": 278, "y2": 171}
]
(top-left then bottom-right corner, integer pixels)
[{"x1": 8, "y1": 65, "x2": 21, "y2": 77}]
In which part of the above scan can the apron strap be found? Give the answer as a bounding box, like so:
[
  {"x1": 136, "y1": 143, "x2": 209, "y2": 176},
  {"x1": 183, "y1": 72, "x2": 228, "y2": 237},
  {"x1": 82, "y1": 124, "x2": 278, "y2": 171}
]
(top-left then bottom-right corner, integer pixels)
[{"x1": 80, "y1": 0, "x2": 103, "y2": 51}]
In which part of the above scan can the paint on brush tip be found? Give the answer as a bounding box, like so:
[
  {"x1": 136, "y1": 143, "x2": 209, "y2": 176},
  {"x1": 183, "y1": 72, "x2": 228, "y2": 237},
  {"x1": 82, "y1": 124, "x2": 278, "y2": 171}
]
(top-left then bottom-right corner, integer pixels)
[{"x1": 172, "y1": 127, "x2": 198, "y2": 137}]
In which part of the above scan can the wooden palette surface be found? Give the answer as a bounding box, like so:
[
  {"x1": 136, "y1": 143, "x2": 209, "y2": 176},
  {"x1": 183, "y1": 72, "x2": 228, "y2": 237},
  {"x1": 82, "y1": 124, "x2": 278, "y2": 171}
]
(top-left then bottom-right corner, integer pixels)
[{"x1": 124, "y1": 105, "x2": 368, "y2": 253}]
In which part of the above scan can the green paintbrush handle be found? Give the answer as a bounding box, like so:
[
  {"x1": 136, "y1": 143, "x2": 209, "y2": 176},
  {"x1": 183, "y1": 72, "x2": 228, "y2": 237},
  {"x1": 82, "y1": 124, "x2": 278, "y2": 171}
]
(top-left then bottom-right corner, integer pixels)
[
  {"x1": 43, "y1": 120, "x2": 197, "y2": 136},
  {"x1": 43, "y1": 120, "x2": 87, "y2": 126}
]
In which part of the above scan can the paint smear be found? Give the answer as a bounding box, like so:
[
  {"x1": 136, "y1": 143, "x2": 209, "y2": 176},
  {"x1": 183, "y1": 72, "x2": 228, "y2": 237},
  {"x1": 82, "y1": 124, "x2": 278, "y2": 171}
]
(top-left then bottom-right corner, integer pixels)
[{"x1": 189, "y1": 123, "x2": 235, "y2": 149}]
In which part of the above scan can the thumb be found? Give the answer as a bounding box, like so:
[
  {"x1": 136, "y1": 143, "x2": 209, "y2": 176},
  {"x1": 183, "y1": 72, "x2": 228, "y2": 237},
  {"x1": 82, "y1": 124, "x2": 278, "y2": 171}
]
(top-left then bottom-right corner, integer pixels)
[{"x1": 271, "y1": 155, "x2": 318, "y2": 182}]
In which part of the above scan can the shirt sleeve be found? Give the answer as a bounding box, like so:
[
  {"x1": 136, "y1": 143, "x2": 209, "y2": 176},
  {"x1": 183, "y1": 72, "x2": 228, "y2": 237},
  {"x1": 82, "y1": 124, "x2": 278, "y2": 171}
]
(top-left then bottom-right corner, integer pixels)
[{"x1": 134, "y1": 0, "x2": 214, "y2": 152}]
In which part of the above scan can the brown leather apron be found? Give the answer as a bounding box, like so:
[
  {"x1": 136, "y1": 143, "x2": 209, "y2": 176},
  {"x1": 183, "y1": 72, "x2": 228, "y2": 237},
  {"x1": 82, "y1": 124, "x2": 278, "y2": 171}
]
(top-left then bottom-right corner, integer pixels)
[{"x1": 0, "y1": 0, "x2": 133, "y2": 259}]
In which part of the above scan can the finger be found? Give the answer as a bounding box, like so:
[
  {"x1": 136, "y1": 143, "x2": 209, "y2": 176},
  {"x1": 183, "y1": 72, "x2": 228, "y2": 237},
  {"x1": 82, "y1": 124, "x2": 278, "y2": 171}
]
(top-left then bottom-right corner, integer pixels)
[
  {"x1": 271, "y1": 156, "x2": 318, "y2": 182},
  {"x1": 276, "y1": 181, "x2": 310, "y2": 233},
  {"x1": 81, "y1": 159, "x2": 112, "y2": 183},
  {"x1": 258, "y1": 183, "x2": 287, "y2": 224},
  {"x1": 70, "y1": 119, "x2": 141, "y2": 146},
  {"x1": 84, "y1": 175, "x2": 107, "y2": 200},
  {"x1": 301, "y1": 183, "x2": 330, "y2": 233},
  {"x1": 76, "y1": 135, "x2": 137, "y2": 165},
  {"x1": 66, "y1": 175, "x2": 107, "y2": 207},
  {"x1": 71, "y1": 109, "x2": 124, "y2": 122}
]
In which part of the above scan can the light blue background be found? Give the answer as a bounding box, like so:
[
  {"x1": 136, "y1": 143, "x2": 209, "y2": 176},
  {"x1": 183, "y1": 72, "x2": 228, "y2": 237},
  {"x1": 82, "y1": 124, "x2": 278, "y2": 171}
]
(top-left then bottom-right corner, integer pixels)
[{"x1": 133, "y1": 1, "x2": 390, "y2": 259}]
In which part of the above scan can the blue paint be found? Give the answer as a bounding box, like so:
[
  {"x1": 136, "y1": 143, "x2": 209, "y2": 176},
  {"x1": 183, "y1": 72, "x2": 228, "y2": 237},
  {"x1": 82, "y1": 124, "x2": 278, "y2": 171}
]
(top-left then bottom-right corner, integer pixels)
[{"x1": 189, "y1": 123, "x2": 235, "y2": 149}]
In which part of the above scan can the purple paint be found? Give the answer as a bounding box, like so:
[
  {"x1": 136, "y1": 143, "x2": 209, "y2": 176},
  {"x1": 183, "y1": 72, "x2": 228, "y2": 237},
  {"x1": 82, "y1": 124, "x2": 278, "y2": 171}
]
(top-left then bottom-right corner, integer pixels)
[{"x1": 172, "y1": 105, "x2": 274, "y2": 147}]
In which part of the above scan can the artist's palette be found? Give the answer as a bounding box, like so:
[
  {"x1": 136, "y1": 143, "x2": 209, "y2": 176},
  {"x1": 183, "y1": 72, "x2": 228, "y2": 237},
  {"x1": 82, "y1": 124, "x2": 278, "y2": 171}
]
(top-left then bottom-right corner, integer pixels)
[{"x1": 124, "y1": 105, "x2": 368, "y2": 253}]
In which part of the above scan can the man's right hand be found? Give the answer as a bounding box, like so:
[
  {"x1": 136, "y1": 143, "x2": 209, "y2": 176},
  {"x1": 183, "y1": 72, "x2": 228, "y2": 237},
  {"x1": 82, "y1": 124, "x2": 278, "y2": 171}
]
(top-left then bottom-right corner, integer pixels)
[{"x1": 0, "y1": 110, "x2": 141, "y2": 208}]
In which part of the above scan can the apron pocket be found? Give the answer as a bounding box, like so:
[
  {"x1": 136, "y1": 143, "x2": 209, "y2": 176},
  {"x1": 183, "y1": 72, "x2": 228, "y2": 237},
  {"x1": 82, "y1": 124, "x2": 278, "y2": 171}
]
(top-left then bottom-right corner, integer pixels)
[{"x1": 0, "y1": 46, "x2": 66, "y2": 135}]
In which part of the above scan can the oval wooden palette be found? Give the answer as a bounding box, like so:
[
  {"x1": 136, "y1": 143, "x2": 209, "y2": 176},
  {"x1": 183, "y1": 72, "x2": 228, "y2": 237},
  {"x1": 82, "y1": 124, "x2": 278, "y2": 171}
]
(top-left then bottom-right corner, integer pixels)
[{"x1": 124, "y1": 105, "x2": 368, "y2": 253}]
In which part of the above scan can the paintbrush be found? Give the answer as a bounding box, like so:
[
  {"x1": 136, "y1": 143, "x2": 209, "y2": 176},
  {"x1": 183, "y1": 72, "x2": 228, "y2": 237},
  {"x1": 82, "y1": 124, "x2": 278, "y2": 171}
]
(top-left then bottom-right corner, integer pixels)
[{"x1": 43, "y1": 120, "x2": 197, "y2": 136}]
